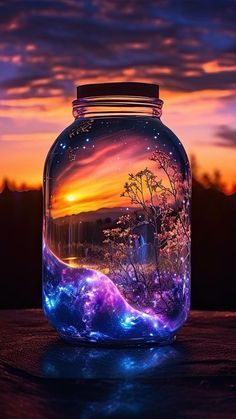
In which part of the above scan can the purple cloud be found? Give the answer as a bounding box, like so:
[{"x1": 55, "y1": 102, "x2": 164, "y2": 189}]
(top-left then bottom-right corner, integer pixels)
[
  {"x1": 214, "y1": 125, "x2": 236, "y2": 148},
  {"x1": 0, "y1": 0, "x2": 235, "y2": 99}
]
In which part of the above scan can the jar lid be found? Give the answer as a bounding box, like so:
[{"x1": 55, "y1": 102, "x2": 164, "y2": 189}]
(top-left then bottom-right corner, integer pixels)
[{"x1": 77, "y1": 82, "x2": 159, "y2": 99}]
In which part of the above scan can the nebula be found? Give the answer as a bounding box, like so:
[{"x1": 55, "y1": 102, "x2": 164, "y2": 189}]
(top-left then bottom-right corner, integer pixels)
[{"x1": 43, "y1": 243, "x2": 177, "y2": 344}]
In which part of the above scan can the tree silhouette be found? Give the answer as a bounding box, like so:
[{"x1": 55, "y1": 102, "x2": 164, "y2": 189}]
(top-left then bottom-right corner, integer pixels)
[{"x1": 103, "y1": 150, "x2": 190, "y2": 316}]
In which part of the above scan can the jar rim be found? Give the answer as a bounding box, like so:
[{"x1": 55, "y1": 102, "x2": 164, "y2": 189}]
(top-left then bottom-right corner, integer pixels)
[{"x1": 77, "y1": 82, "x2": 159, "y2": 99}]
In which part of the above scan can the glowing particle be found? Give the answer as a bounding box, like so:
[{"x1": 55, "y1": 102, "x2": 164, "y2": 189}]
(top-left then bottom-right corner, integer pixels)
[
  {"x1": 121, "y1": 316, "x2": 136, "y2": 329},
  {"x1": 66, "y1": 195, "x2": 75, "y2": 202}
]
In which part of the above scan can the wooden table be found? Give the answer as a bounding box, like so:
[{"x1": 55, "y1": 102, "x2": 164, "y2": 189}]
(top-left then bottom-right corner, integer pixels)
[{"x1": 0, "y1": 310, "x2": 235, "y2": 418}]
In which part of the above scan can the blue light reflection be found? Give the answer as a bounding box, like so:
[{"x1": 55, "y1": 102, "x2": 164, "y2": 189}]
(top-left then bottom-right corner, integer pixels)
[{"x1": 42, "y1": 342, "x2": 179, "y2": 379}]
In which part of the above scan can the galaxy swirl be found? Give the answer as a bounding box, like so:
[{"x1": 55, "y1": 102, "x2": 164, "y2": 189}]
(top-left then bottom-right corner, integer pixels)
[{"x1": 43, "y1": 243, "x2": 182, "y2": 344}]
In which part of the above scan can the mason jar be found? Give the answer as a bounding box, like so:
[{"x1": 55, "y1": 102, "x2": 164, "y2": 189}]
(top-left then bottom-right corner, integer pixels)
[{"x1": 43, "y1": 82, "x2": 191, "y2": 346}]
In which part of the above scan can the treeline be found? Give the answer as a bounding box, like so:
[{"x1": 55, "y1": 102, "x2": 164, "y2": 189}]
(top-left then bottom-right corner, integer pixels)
[{"x1": 0, "y1": 178, "x2": 235, "y2": 310}]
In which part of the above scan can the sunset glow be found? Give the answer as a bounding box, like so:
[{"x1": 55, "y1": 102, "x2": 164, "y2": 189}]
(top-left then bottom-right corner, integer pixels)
[
  {"x1": 66, "y1": 195, "x2": 76, "y2": 202},
  {"x1": 0, "y1": 1, "x2": 235, "y2": 192},
  {"x1": 51, "y1": 134, "x2": 160, "y2": 218}
]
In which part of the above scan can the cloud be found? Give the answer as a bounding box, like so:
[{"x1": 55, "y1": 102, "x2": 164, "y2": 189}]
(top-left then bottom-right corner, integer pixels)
[
  {"x1": 0, "y1": 116, "x2": 66, "y2": 135},
  {"x1": 51, "y1": 132, "x2": 158, "y2": 217},
  {"x1": 0, "y1": 0, "x2": 235, "y2": 99},
  {"x1": 214, "y1": 125, "x2": 236, "y2": 148}
]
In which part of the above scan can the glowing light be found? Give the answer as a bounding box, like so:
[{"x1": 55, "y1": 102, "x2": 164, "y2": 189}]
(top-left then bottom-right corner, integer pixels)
[
  {"x1": 51, "y1": 135, "x2": 167, "y2": 218},
  {"x1": 43, "y1": 244, "x2": 190, "y2": 344},
  {"x1": 0, "y1": 88, "x2": 235, "y2": 189},
  {"x1": 66, "y1": 194, "x2": 76, "y2": 202},
  {"x1": 44, "y1": 294, "x2": 56, "y2": 310},
  {"x1": 120, "y1": 315, "x2": 136, "y2": 329}
]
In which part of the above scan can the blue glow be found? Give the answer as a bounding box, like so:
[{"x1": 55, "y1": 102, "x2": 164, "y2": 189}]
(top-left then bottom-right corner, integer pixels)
[
  {"x1": 42, "y1": 343, "x2": 179, "y2": 379},
  {"x1": 120, "y1": 315, "x2": 137, "y2": 329},
  {"x1": 44, "y1": 294, "x2": 56, "y2": 311},
  {"x1": 43, "y1": 244, "x2": 189, "y2": 344}
]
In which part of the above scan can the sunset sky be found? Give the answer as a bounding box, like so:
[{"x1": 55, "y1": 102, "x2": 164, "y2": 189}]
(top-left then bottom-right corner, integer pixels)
[
  {"x1": 52, "y1": 132, "x2": 163, "y2": 218},
  {"x1": 0, "y1": 0, "x2": 235, "y2": 191}
]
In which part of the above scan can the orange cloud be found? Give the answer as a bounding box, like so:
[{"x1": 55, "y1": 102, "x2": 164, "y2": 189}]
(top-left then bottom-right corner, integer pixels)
[
  {"x1": 0, "y1": 89, "x2": 235, "y2": 192},
  {"x1": 51, "y1": 134, "x2": 159, "y2": 218}
]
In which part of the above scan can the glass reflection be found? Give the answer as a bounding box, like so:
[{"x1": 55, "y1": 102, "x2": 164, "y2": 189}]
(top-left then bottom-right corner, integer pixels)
[
  {"x1": 41, "y1": 342, "x2": 188, "y2": 418},
  {"x1": 42, "y1": 342, "x2": 179, "y2": 379}
]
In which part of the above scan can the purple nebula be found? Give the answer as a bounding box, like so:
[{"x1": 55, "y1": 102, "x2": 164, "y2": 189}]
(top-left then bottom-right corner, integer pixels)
[{"x1": 43, "y1": 243, "x2": 187, "y2": 343}]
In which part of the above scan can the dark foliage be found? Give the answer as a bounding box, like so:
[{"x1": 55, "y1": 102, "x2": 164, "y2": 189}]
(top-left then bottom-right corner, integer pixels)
[
  {"x1": 0, "y1": 182, "x2": 42, "y2": 309},
  {"x1": 191, "y1": 178, "x2": 236, "y2": 310},
  {"x1": 0, "y1": 179, "x2": 235, "y2": 310}
]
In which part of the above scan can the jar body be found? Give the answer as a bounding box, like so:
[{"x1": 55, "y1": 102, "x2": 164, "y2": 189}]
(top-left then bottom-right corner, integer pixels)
[{"x1": 43, "y1": 115, "x2": 191, "y2": 345}]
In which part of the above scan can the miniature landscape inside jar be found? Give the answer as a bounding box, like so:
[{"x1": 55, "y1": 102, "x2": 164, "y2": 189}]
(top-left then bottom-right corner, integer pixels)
[{"x1": 43, "y1": 117, "x2": 191, "y2": 343}]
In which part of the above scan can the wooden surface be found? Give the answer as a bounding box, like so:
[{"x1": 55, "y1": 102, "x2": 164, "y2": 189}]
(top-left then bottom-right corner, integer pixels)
[{"x1": 0, "y1": 310, "x2": 235, "y2": 418}]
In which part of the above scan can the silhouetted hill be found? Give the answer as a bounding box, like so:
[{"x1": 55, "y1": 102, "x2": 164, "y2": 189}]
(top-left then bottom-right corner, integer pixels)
[
  {"x1": 0, "y1": 179, "x2": 235, "y2": 310},
  {"x1": 55, "y1": 206, "x2": 137, "y2": 223}
]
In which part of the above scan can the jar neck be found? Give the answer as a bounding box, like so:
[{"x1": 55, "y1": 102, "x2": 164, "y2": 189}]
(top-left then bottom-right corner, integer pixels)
[{"x1": 72, "y1": 96, "x2": 163, "y2": 119}]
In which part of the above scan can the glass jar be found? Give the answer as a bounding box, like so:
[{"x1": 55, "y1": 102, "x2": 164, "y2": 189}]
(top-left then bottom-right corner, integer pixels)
[{"x1": 43, "y1": 82, "x2": 191, "y2": 346}]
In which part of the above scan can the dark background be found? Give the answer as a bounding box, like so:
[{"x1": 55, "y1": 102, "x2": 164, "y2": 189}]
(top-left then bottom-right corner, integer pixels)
[
  {"x1": 0, "y1": 0, "x2": 235, "y2": 311},
  {"x1": 0, "y1": 174, "x2": 235, "y2": 310}
]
